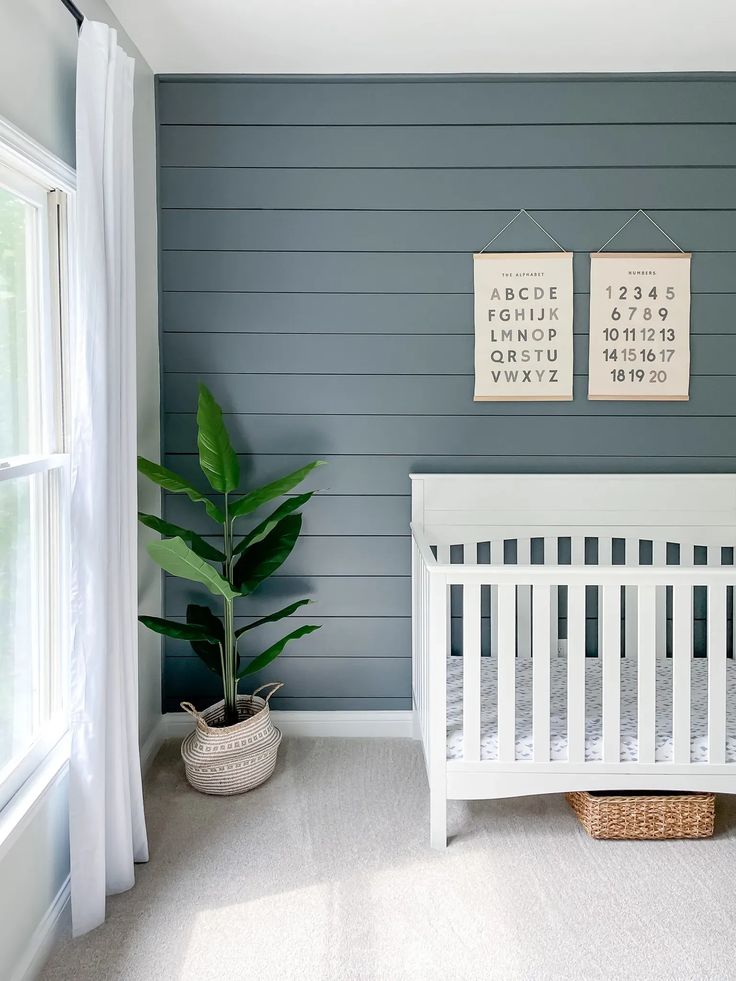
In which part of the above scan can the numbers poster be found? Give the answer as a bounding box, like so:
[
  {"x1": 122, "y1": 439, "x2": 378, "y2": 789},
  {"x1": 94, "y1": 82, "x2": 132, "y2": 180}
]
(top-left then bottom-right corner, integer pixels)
[
  {"x1": 588, "y1": 253, "x2": 691, "y2": 401},
  {"x1": 473, "y1": 252, "x2": 574, "y2": 401}
]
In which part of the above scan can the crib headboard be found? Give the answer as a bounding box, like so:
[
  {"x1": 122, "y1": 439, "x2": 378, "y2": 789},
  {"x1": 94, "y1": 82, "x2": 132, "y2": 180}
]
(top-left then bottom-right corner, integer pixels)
[{"x1": 410, "y1": 474, "x2": 736, "y2": 550}]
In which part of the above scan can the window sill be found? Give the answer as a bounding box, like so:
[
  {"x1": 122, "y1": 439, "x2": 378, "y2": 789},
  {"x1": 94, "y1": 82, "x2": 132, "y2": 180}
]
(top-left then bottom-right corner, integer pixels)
[{"x1": 0, "y1": 733, "x2": 70, "y2": 862}]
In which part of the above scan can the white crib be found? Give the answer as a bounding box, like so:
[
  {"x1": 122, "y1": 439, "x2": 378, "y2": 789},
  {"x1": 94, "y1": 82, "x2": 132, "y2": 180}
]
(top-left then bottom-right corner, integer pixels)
[{"x1": 411, "y1": 474, "x2": 736, "y2": 848}]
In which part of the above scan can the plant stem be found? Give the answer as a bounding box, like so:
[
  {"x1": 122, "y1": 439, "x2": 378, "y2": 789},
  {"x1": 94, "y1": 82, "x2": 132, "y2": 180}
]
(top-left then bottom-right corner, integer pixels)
[
  {"x1": 222, "y1": 493, "x2": 238, "y2": 726},
  {"x1": 223, "y1": 596, "x2": 237, "y2": 724}
]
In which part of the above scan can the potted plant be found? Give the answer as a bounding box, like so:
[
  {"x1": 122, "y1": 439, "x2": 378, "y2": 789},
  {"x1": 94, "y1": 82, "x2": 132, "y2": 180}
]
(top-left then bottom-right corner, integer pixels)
[{"x1": 137, "y1": 383, "x2": 323, "y2": 794}]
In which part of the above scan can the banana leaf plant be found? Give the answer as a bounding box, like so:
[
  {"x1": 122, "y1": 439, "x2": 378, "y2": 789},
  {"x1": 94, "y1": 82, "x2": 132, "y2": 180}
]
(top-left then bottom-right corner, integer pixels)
[{"x1": 138, "y1": 383, "x2": 323, "y2": 726}]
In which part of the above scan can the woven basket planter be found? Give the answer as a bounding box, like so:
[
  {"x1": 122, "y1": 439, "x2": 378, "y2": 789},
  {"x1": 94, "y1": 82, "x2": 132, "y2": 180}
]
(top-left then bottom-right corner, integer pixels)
[
  {"x1": 180, "y1": 683, "x2": 283, "y2": 795},
  {"x1": 566, "y1": 790, "x2": 715, "y2": 840}
]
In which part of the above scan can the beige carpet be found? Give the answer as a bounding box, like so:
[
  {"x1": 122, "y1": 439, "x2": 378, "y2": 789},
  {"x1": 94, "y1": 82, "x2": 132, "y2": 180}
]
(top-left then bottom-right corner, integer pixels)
[{"x1": 42, "y1": 738, "x2": 736, "y2": 981}]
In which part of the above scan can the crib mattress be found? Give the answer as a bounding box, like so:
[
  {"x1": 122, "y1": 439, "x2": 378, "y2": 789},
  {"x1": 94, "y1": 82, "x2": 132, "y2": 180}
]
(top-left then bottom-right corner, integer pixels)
[{"x1": 446, "y1": 656, "x2": 736, "y2": 763}]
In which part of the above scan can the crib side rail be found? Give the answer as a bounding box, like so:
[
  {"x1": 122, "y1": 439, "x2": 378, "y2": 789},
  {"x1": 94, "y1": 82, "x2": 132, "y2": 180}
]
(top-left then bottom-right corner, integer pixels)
[
  {"x1": 412, "y1": 528, "x2": 736, "y2": 768},
  {"x1": 454, "y1": 566, "x2": 734, "y2": 767},
  {"x1": 442, "y1": 565, "x2": 736, "y2": 587}
]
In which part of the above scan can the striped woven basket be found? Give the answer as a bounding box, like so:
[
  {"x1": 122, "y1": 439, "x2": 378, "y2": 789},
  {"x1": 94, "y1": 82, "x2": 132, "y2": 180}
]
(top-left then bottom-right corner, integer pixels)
[{"x1": 180, "y1": 683, "x2": 283, "y2": 795}]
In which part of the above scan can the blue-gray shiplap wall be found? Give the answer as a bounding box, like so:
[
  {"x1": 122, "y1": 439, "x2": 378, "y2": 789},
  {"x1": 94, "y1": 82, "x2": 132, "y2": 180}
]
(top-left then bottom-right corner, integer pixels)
[{"x1": 157, "y1": 75, "x2": 736, "y2": 712}]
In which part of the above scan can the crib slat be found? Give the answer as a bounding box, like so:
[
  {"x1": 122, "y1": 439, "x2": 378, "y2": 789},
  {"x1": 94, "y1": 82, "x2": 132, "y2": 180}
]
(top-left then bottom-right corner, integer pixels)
[
  {"x1": 517, "y1": 538, "x2": 532, "y2": 658},
  {"x1": 417, "y1": 560, "x2": 424, "y2": 740},
  {"x1": 708, "y1": 583, "x2": 727, "y2": 765},
  {"x1": 532, "y1": 585, "x2": 551, "y2": 762},
  {"x1": 412, "y1": 540, "x2": 418, "y2": 713},
  {"x1": 490, "y1": 539, "x2": 503, "y2": 659},
  {"x1": 428, "y1": 570, "x2": 448, "y2": 849},
  {"x1": 497, "y1": 583, "x2": 516, "y2": 762},
  {"x1": 637, "y1": 584, "x2": 657, "y2": 764},
  {"x1": 672, "y1": 583, "x2": 692, "y2": 765},
  {"x1": 571, "y1": 536, "x2": 585, "y2": 567},
  {"x1": 653, "y1": 540, "x2": 667, "y2": 659},
  {"x1": 543, "y1": 536, "x2": 559, "y2": 657},
  {"x1": 601, "y1": 583, "x2": 621, "y2": 763},
  {"x1": 597, "y1": 537, "x2": 613, "y2": 659},
  {"x1": 463, "y1": 582, "x2": 482, "y2": 762},
  {"x1": 567, "y1": 583, "x2": 586, "y2": 764},
  {"x1": 436, "y1": 544, "x2": 451, "y2": 657},
  {"x1": 625, "y1": 538, "x2": 639, "y2": 658},
  {"x1": 570, "y1": 537, "x2": 585, "y2": 663},
  {"x1": 421, "y1": 560, "x2": 428, "y2": 741},
  {"x1": 597, "y1": 537, "x2": 612, "y2": 566}
]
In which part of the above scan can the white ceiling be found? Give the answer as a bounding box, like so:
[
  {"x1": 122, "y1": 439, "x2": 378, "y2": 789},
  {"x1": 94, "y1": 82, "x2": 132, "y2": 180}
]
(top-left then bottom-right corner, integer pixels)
[{"x1": 104, "y1": 0, "x2": 736, "y2": 75}]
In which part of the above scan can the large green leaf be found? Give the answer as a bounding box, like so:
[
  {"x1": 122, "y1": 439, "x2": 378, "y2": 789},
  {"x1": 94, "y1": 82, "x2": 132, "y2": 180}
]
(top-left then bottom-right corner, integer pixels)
[
  {"x1": 138, "y1": 615, "x2": 220, "y2": 643},
  {"x1": 234, "y1": 599, "x2": 312, "y2": 638},
  {"x1": 196, "y1": 384, "x2": 240, "y2": 494},
  {"x1": 232, "y1": 514, "x2": 302, "y2": 594},
  {"x1": 233, "y1": 493, "x2": 314, "y2": 556},
  {"x1": 147, "y1": 537, "x2": 238, "y2": 600},
  {"x1": 138, "y1": 456, "x2": 224, "y2": 524},
  {"x1": 229, "y1": 461, "x2": 325, "y2": 520},
  {"x1": 237, "y1": 624, "x2": 321, "y2": 679},
  {"x1": 138, "y1": 512, "x2": 225, "y2": 562},
  {"x1": 187, "y1": 604, "x2": 225, "y2": 676}
]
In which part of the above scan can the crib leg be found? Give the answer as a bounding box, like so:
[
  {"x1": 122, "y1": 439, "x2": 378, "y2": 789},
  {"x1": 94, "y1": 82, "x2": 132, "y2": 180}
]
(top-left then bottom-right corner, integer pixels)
[{"x1": 430, "y1": 788, "x2": 447, "y2": 850}]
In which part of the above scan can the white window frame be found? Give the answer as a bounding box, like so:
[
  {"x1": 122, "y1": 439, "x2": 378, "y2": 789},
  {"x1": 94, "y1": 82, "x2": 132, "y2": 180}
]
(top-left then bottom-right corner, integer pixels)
[{"x1": 0, "y1": 116, "x2": 75, "y2": 816}]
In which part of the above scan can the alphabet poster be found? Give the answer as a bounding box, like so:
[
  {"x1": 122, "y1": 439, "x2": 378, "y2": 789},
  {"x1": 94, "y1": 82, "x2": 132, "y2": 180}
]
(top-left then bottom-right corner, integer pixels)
[
  {"x1": 473, "y1": 252, "x2": 574, "y2": 401},
  {"x1": 588, "y1": 253, "x2": 691, "y2": 401}
]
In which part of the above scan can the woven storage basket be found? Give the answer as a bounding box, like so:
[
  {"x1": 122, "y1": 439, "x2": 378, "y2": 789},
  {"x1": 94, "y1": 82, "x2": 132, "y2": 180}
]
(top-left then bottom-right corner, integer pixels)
[
  {"x1": 566, "y1": 790, "x2": 715, "y2": 840},
  {"x1": 180, "y1": 683, "x2": 283, "y2": 795}
]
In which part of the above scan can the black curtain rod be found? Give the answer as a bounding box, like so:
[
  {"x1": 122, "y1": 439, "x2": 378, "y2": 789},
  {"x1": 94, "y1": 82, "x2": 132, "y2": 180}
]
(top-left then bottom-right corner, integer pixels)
[{"x1": 60, "y1": 0, "x2": 84, "y2": 29}]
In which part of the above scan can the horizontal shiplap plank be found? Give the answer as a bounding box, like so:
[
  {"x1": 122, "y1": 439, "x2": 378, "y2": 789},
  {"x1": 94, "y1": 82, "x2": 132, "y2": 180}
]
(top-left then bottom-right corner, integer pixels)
[
  {"x1": 165, "y1": 575, "x2": 411, "y2": 617},
  {"x1": 160, "y1": 167, "x2": 736, "y2": 211},
  {"x1": 169, "y1": 695, "x2": 412, "y2": 715},
  {"x1": 164, "y1": 656, "x2": 411, "y2": 707},
  {"x1": 159, "y1": 124, "x2": 736, "y2": 169},
  {"x1": 275, "y1": 534, "x2": 407, "y2": 575},
  {"x1": 164, "y1": 414, "x2": 736, "y2": 458},
  {"x1": 161, "y1": 249, "x2": 735, "y2": 294},
  {"x1": 161, "y1": 209, "x2": 736, "y2": 254},
  {"x1": 164, "y1": 493, "x2": 410, "y2": 536},
  {"x1": 157, "y1": 79, "x2": 736, "y2": 126},
  {"x1": 189, "y1": 534, "x2": 409, "y2": 576},
  {"x1": 161, "y1": 291, "x2": 732, "y2": 335},
  {"x1": 162, "y1": 453, "x2": 736, "y2": 497},
  {"x1": 164, "y1": 695, "x2": 411, "y2": 712},
  {"x1": 162, "y1": 332, "x2": 736, "y2": 377},
  {"x1": 163, "y1": 615, "x2": 411, "y2": 660},
  {"x1": 164, "y1": 374, "x2": 736, "y2": 418}
]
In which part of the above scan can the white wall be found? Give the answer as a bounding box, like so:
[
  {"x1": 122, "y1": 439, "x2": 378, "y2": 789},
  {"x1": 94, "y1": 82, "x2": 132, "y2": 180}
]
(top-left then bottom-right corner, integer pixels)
[{"x1": 0, "y1": 1, "x2": 161, "y2": 976}]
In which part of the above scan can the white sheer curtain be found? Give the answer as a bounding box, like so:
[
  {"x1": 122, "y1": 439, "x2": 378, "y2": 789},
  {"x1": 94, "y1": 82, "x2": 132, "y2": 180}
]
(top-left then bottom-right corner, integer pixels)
[{"x1": 69, "y1": 19, "x2": 148, "y2": 937}]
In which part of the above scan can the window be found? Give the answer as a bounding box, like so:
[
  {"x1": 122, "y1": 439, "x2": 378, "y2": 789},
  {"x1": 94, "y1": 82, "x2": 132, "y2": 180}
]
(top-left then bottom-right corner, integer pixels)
[{"x1": 0, "y1": 137, "x2": 72, "y2": 811}]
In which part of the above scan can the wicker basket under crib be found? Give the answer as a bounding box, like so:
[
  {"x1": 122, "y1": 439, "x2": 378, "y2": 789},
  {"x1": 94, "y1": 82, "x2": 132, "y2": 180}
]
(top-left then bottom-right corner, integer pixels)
[
  {"x1": 180, "y1": 684, "x2": 283, "y2": 795},
  {"x1": 566, "y1": 791, "x2": 715, "y2": 840}
]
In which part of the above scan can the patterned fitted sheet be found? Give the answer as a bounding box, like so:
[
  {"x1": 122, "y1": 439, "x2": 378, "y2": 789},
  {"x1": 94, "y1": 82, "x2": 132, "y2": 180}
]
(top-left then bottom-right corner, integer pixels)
[{"x1": 446, "y1": 656, "x2": 736, "y2": 763}]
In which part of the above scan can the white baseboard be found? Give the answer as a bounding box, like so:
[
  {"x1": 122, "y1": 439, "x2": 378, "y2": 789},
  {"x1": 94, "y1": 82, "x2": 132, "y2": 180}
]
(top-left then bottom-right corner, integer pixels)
[
  {"x1": 13, "y1": 875, "x2": 70, "y2": 981},
  {"x1": 139, "y1": 715, "x2": 167, "y2": 774},
  {"x1": 165, "y1": 709, "x2": 415, "y2": 739}
]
